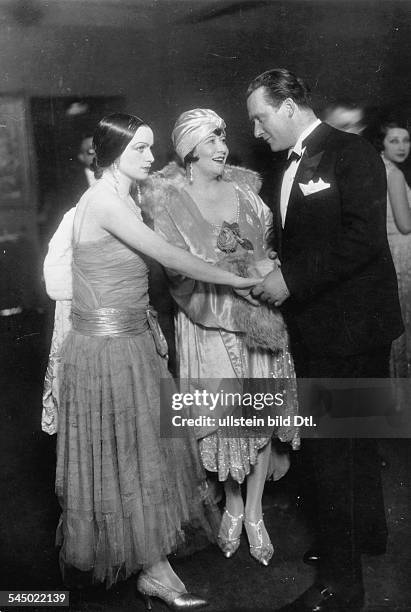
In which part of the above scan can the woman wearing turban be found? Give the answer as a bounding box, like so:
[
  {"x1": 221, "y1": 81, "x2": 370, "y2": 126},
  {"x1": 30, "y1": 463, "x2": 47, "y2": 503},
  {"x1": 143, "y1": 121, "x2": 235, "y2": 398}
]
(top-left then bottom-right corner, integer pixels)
[{"x1": 148, "y1": 109, "x2": 299, "y2": 567}]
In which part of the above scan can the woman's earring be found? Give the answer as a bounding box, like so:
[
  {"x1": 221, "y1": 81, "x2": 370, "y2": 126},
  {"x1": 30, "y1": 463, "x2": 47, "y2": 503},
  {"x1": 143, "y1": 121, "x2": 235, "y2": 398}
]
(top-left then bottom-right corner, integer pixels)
[
  {"x1": 136, "y1": 183, "x2": 142, "y2": 205},
  {"x1": 112, "y1": 161, "x2": 120, "y2": 188},
  {"x1": 187, "y1": 162, "x2": 193, "y2": 184}
]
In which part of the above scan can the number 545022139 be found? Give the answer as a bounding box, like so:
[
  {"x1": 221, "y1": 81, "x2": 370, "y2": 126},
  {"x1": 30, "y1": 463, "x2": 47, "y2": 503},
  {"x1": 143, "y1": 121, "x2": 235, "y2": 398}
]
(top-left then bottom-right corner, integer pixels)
[{"x1": 0, "y1": 592, "x2": 69, "y2": 607}]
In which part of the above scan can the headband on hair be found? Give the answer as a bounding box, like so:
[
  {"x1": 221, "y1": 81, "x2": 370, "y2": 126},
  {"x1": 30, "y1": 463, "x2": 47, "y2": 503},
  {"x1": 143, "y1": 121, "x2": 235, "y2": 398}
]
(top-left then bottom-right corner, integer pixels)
[{"x1": 172, "y1": 108, "x2": 226, "y2": 161}]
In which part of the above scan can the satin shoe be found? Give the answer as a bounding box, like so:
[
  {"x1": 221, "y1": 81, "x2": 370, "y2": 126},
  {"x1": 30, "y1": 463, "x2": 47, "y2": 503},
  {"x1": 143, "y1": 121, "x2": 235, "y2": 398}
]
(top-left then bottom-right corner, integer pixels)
[
  {"x1": 136, "y1": 573, "x2": 208, "y2": 610},
  {"x1": 217, "y1": 508, "x2": 244, "y2": 558},
  {"x1": 244, "y1": 515, "x2": 274, "y2": 566}
]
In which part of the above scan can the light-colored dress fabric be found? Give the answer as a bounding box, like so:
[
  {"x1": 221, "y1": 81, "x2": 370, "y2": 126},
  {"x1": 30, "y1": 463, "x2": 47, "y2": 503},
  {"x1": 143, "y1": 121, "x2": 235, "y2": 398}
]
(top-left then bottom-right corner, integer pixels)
[
  {"x1": 42, "y1": 299, "x2": 72, "y2": 435},
  {"x1": 42, "y1": 207, "x2": 75, "y2": 435},
  {"x1": 55, "y1": 198, "x2": 218, "y2": 587},
  {"x1": 153, "y1": 167, "x2": 298, "y2": 484},
  {"x1": 383, "y1": 156, "x2": 411, "y2": 410}
]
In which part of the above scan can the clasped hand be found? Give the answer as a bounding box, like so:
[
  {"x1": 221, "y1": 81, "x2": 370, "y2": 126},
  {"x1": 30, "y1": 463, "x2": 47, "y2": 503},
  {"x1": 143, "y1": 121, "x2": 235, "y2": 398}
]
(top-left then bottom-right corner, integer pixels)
[
  {"x1": 251, "y1": 268, "x2": 290, "y2": 307},
  {"x1": 233, "y1": 250, "x2": 290, "y2": 307}
]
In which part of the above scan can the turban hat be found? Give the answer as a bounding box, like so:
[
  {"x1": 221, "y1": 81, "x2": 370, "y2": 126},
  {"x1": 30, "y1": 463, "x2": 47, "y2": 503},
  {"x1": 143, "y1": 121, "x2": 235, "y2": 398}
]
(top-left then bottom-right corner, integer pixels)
[{"x1": 172, "y1": 108, "x2": 226, "y2": 161}]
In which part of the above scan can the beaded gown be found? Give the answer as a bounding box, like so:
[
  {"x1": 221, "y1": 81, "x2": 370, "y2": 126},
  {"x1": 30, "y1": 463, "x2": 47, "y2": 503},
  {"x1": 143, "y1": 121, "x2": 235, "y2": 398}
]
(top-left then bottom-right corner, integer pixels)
[
  {"x1": 151, "y1": 164, "x2": 299, "y2": 484},
  {"x1": 55, "y1": 189, "x2": 217, "y2": 587},
  {"x1": 383, "y1": 156, "x2": 411, "y2": 409}
]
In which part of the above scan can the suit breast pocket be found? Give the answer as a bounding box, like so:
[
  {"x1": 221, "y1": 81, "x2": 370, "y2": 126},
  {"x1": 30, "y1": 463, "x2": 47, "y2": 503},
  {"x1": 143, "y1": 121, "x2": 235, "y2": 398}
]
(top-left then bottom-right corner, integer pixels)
[{"x1": 301, "y1": 181, "x2": 336, "y2": 200}]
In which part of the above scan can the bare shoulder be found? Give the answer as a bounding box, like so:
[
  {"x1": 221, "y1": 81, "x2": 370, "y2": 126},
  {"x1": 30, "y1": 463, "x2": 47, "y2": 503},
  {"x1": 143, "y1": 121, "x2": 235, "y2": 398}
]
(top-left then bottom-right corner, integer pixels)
[
  {"x1": 82, "y1": 182, "x2": 130, "y2": 220},
  {"x1": 73, "y1": 182, "x2": 133, "y2": 241},
  {"x1": 387, "y1": 164, "x2": 404, "y2": 182}
]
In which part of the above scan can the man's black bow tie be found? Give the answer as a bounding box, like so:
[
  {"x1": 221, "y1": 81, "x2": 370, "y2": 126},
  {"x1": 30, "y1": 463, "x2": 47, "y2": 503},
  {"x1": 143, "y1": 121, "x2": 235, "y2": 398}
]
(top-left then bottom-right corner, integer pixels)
[{"x1": 284, "y1": 150, "x2": 301, "y2": 169}]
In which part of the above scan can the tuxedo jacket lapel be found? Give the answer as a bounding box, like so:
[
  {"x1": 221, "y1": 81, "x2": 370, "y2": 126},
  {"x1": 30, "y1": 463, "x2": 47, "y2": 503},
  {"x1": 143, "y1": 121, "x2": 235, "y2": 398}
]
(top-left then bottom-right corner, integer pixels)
[{"x1": 284, "y1": 122, "x2": 331, "y2": 232}]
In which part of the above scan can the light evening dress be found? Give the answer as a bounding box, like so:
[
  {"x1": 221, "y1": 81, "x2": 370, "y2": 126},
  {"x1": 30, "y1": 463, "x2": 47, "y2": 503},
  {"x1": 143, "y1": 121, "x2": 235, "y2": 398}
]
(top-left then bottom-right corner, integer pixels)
[
  {"x1": 383, "y1": 155, "x2": 411, "y2": 410},
  {"x1": 150, "y1": 164, "x2": 299, "y2": 484},
  {"x1": 55, "y1": 185, "x2": 217, "y2": 587}
]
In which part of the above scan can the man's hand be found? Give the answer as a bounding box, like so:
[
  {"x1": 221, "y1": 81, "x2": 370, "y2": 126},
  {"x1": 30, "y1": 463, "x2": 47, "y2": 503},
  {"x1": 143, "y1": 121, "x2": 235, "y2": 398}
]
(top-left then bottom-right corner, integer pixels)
[
  {"x1": 252, "y1": 269, "x2": 290, "y2": 306},
  {"x1": 233, "y1": 287, "x2": 261, "y2": 306}
]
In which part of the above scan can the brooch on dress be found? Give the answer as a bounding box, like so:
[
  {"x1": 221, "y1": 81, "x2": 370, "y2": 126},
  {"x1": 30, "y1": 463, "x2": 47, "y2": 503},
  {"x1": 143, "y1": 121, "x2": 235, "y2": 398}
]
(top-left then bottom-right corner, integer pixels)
[{"x1": 216, "y1": 221, "x2": 254, "y2": 253}]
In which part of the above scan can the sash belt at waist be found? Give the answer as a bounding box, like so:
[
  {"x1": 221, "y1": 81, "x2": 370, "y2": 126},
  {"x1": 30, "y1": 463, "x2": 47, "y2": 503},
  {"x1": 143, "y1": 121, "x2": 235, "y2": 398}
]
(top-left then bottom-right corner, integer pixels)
[
  {"x1": 71, "y1": 306, "x2": 168, "y2": 357},
  {"x1": 72, "y1": 307, "x2": 149, "y2": 337}
]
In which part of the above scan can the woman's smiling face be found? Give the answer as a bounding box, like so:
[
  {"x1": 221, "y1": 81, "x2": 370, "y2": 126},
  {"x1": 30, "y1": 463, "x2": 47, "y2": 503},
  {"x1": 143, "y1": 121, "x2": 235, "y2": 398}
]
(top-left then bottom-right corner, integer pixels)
[{"x1": 193, "y1": 129, "x2": 228, "y2": 178}]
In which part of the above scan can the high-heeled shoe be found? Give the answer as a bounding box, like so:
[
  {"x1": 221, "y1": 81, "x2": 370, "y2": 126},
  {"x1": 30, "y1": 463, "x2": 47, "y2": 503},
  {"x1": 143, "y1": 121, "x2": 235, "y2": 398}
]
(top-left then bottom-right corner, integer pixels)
[
  {"x1": 136, "y1": 572, "x2": 208, "y2": 610},
  {"x1": 217, "y1": 508, "x2": 244, "y2": 558},
  {"x1": 244, "y1": 515, "x2": 274, "y2": 566}
]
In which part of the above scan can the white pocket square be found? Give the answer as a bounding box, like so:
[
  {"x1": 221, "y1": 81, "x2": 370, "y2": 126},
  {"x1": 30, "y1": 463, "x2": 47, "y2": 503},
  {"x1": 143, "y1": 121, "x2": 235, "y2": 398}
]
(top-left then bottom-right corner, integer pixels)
[{"x1": 299, "y1": 178, "x2": 330, "y2": 196}]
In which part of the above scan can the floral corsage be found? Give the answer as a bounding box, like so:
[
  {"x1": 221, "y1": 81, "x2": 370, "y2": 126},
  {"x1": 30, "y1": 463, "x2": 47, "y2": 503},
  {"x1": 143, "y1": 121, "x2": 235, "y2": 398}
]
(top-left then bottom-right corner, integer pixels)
[{"x1": 216, "y1": 224, "x2": 288, "y2": 353}]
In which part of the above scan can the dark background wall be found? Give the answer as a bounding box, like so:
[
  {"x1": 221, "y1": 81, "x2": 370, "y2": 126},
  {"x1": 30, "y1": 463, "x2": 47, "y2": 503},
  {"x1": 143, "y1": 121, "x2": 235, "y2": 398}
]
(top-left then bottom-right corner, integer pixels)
[
  {"x1": 1, "y1": 0, "x2": 411, "y2": 169},
  {"x1": 1, "y1": 0, "x2": 411, "y2": 309}
]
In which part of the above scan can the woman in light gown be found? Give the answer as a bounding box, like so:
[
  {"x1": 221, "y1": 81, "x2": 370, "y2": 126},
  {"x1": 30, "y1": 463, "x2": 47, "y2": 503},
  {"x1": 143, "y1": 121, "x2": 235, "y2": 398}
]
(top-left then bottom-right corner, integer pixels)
[
  {"x1": 150, "y1": 109, "x2": 298, "y2": 567},
  {"x1": 53, "y1": 113, "x2": 259, "y2": 610},
  {"x1": 376, "y1": 121, "x2": 411, "y2": 410}
]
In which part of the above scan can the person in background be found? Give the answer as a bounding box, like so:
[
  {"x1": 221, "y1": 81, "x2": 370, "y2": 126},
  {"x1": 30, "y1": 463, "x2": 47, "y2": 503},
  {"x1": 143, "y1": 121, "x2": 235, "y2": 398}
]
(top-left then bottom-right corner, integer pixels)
[
  {"x1": 322, "y1": 99, "x2": 366, "y2": 135},
  {"x1": 39, "y1": 133, "x2": 96, "y2": 245},
  {"x1": 64, "y1": 133, "x2": 97, "y2": 205},
  {"x1": 375, "y1": 120, "x2": 411, "y2": 409}
]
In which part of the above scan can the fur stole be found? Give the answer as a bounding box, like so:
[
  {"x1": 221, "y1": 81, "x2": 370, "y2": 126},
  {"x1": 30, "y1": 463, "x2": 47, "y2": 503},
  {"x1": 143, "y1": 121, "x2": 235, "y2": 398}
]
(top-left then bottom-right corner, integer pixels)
[
  {"x1": 141, "y1": 162, "x2": 287, "y2": 353},
  {"x1": 219, "y1": 253, "x2": 288, "y2": 353},
  {"x1": 140, "y1": 161, "x2": 262, "y2": 221}
]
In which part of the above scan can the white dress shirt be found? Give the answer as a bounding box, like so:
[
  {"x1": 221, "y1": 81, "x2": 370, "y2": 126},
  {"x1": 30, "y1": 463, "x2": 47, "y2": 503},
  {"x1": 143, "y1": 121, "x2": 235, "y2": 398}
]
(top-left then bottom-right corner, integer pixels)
[{"x1": 280, "y1": 118, "x2": 322, "y2": 227}]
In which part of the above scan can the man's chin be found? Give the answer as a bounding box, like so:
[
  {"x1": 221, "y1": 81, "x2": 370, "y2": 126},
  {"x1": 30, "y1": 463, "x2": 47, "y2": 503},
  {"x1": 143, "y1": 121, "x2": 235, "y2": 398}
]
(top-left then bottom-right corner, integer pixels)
[{"x1": 268, "y1": 142, "x2": 281, "y2": 153}]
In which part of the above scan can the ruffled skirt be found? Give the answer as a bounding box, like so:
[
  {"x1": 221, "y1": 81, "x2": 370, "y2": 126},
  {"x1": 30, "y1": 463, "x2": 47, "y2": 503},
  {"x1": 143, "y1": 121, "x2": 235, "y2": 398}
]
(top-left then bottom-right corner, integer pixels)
[{"x1": 56, "y1": 329, "x2": 218, "y2": 587}]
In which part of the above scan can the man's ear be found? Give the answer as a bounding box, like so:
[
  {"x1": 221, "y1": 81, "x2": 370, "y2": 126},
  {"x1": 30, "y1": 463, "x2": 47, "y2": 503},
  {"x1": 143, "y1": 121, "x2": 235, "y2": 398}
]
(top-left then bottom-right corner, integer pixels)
[{"x1": 283, "y1": 98, "x2": 296, "y2": 118}]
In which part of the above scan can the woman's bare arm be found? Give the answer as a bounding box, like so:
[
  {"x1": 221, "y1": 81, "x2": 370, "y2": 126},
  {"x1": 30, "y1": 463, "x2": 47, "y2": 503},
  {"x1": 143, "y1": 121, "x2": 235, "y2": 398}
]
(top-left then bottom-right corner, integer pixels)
[
  {"x1": 94, "y1": 193, "x2": 261, "y2": 288},
  {"x1": 387, "y1": 167, "x2": 411, "y2": 234}
]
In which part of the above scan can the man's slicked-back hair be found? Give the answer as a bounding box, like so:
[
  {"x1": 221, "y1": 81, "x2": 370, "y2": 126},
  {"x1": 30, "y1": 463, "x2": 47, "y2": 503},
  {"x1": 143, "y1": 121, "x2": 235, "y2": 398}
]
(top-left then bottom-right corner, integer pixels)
[{"x1": 247, "y1": 68, "x2": 312, "y2": 109}]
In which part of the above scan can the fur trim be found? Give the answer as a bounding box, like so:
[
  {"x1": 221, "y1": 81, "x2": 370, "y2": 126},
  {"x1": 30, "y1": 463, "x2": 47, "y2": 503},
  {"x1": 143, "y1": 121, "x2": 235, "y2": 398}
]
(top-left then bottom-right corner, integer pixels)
[
  {"x1": 219, "y1": 253, "x2": 288, "y2": 352},
  {"x1": 140, "y1": 162, "x2": 184, "y2": 220},
  {"x1": 140, "y1": 161, "x2": 262, "y2": 220},
  {"x1": 223, "y1": 164, "x2": 262, "y2": 194},
  {"x1": 141, "y1": 163, "x2": 284, "y2": 353}
]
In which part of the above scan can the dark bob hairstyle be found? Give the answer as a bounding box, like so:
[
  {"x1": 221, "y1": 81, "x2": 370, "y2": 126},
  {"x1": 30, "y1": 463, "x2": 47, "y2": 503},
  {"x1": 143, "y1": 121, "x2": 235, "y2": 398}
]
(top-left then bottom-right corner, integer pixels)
[
  {"x1": 92, "y1": 113, "x2": 147, "y2": 176},
  {"x1": 373, "y1": 119, "x2": 410, "y2": 153}
]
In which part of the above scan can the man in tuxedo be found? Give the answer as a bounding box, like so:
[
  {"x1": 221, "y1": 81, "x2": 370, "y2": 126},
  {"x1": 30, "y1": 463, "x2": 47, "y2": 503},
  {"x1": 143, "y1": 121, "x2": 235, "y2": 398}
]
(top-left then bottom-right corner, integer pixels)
[{"x1": 246, "y1": 69, "x2": 403, "y2": 611}]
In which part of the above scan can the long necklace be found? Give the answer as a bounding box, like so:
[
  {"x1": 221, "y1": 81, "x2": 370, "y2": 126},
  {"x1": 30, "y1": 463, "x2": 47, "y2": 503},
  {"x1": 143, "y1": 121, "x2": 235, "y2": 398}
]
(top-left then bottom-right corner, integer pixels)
[
  {"x1": 214, "y1": 188, "x2": 254, "y2": 253},
  {"x1": 211, "y1": 188, "x2": 240, "y2": 228}
]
